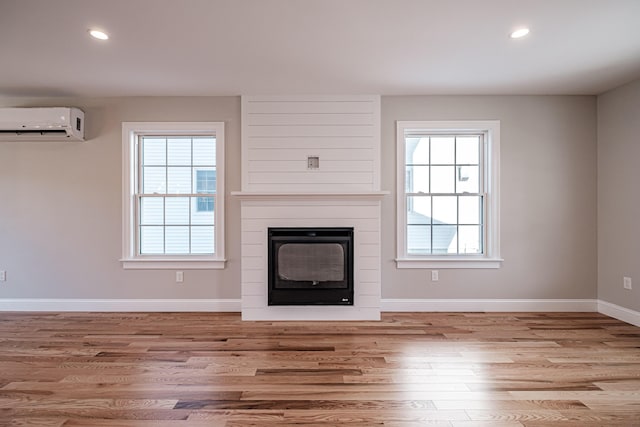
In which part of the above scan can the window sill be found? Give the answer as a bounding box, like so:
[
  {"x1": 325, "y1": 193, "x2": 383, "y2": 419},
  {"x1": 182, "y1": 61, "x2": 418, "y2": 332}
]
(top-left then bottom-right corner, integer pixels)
[
  {"x1": 395, "y1": 257, "x2": 503, "y2": 269},
  {"x1": 121, "y1": 258, "x2": 226, "y2": 270}
]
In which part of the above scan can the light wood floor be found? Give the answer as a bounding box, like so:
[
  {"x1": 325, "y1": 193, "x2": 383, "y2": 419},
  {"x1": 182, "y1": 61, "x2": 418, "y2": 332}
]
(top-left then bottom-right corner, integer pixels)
[{"x1": 0, "y1": 312, "x2": 639, "y2": 426}]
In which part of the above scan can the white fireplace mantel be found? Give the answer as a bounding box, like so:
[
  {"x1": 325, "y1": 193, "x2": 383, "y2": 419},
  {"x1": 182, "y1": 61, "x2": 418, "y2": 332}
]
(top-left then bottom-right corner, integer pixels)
[{"x1": 232, "y1": 191, "x2": 389, "y2": 201}]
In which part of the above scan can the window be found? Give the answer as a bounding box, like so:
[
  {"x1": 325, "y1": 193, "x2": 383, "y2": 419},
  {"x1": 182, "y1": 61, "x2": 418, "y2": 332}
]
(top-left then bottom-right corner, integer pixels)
[
  {"x1": 396, "y1": 121, "x2": 501, "y2": 269},
  {"x1": 122, "y1": 122, "x2": 225, "y2": 269}
]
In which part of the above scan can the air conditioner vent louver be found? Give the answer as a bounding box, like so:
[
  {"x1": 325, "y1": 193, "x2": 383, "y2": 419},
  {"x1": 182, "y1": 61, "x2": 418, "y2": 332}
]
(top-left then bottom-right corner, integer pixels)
[{"x1": 0, "y1": 129, "x2": 69, "y2": 135}]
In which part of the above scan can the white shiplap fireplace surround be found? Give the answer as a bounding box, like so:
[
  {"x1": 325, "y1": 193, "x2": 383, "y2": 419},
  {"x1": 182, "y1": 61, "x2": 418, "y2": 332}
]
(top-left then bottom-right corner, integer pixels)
[{"x1": 233, "y1": 96, "x2": 386, "y2": 320}]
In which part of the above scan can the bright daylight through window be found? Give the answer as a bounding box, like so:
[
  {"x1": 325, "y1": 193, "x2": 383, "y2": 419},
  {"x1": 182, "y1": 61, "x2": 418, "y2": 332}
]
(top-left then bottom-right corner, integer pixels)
[
  {"x1": 122, "y1": 122, "x2": 225, "y2": 269},
  {"x1": 396, "y1": 121, "x2": 501, "y2": 269}
]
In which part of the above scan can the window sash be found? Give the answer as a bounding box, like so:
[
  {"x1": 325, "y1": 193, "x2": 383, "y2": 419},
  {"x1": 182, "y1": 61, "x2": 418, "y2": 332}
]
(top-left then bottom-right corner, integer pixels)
[
  {"x1": 405, "y1": 194, "x2": 485, "y2": 255},
  {"x1": 134, "y1": 194, "x2": 217, "y2": 256},
  {"x1": 404, "y1": 133, "x2": 485, "y2": 194}
]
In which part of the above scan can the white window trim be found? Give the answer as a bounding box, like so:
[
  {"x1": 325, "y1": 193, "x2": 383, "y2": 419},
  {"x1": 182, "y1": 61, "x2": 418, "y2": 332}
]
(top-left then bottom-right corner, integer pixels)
[
  {"x1": 396, "y1": 120, "x2": 502, "y2": 269},
  {"x1": 121, "y1": 122, "x2": 226, "y2": 270}
]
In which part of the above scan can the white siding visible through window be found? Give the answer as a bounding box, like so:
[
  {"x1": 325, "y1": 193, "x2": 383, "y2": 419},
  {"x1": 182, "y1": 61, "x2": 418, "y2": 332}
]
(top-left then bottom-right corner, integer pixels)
[{"x1": 122, "y1": 122, "x2": 225, "y2": 269}]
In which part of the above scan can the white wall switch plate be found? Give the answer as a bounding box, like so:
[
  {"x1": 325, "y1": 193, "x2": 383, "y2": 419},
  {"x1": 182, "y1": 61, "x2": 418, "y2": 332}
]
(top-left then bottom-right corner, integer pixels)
[
  {"x1": 0, "y1": 271, "x2": 5, "y2": 282},
  {"x1": 176, "y1": 271, "x2": 184, "y2": 283},
  {"x1": 431, "y1": 270, "x2": 439, "y2": 282},
  {"x1": 623, "y1": 276, "x2": 632, "y2": 290}
]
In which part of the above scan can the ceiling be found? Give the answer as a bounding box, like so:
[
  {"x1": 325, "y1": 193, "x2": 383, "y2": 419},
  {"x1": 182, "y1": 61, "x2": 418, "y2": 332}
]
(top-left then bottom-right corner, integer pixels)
[{"x1": 1, "y1": 0, "x2": 640, "y2": 98}]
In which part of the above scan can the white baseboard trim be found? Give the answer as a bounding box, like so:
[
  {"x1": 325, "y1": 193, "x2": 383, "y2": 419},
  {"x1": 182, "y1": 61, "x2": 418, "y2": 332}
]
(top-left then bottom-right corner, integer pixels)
[
  {"x1": 0, "y1": 298, "x2": 241, "y2": 312},
  {"x1": 598, "y1": 300, "x2": 640, "y2": 327},
  {"x1": 1, "y1": 298, "x2": 638, "y2": 328},
  {"x1": 381, "y1": 298, "x2": 598, "y2": 312}
]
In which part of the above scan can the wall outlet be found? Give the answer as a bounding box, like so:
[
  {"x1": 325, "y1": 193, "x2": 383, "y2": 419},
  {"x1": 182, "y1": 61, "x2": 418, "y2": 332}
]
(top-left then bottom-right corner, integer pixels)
[
  {"x1": 431, "y1": 270, "x2": 439, "y2": 282},
  {"x1": 623, "y1": 276, "x2": 632, "y2": 290},
  {"x1": 0, "y1": 270, "x2": 5, "y2": 282},
  {"x1": 176, "y1": 271, "x2": 184, "y2": 283}
]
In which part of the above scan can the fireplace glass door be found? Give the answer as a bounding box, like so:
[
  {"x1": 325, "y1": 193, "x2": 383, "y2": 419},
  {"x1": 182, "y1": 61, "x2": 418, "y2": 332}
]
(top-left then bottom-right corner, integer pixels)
[{"x1": 268, "y1": 227, "x2": 354, "y2": 305}]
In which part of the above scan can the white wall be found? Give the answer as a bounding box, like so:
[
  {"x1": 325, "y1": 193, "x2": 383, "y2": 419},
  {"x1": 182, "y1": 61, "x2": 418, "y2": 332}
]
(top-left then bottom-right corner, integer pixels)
[
  {"x1": 0, "y1": 95, "x2": 599, "y2": 305},
  {"x1": 598, "y1": 78, "x2": 640, "y2": 312}
]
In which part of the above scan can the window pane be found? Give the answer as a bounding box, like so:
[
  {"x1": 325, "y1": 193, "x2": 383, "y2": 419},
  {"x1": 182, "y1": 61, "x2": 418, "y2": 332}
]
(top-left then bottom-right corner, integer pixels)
[
  {"x1": 140, "y1": 226, "x2": 164, "y2": 254},
  {"x1": 407, "y1": 225, "x2": 431, "y2": 254},
  {"x1": 191, "y1": 226, "x2": 215, "y2": 254},
  {"x1": 431, "y1": 136, "x2": 454, "y2": 164},
  {"x1": 407, "y1": 196, "x2": 431, "y2": 224},
  {"x1": 140, "y1": 197, "x2": 163, "y2": 225},
  {"x1": 165, "y1": 226, "x2": 189, "y2": 254},
  {"x1": 142, "y1": 167, "x2": 166, "y2": 194},
  {"x1": 456, "y1": 136, "x2": 480, "y2": 165},
  {"x1": 459, "y1": 196, "x2": 482, "y2": 225},
  {"x1": 165, "y1": 197, "x2": 189, "y2": 225},
  {"x1": 193, "y1": 137, "x2": 216, "y2": 166},
  {"x1": 406, "y1": 166, "x2": 429, "y2": 193},
  {"x1": 456, "y1": 165, "x2": 480, "y2": 194},
  {"x1": 431, "y1": 166, "x2": 455, "y2": 193},
  {"x1": 432, "y1": 225, "x2": 457, "y2": 253},
  {"x1": 142, "y1": 137, "x2": 166, "y2": 166},
  {"x1": 405, "y1": 137, "x2": 429, "y2": 164},
  {"x1": 167, "y1": 138, "x2": 192, "y2": 166},
  {"x1": 167, "y1": 167, "x2": 191, "y2": 194},
  {"x1": 432, "y1": 196, "x2": 457, "y2": 224},
  {"x1": 458, "y1": 225, "x2": 482, "y2": 254},
  {"x1": 192, "y1": 197, "x2": 215, "y2": 224}
]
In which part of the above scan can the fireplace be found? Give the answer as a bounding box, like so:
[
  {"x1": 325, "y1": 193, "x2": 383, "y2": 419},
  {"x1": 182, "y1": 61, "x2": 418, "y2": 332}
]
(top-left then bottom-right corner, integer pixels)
[
  {"x1": 268, "y1": 227, "x2": 354, "y2": 306},
  {"x1": 237, "y1": 95, "x2": 383, "y2": 320}
]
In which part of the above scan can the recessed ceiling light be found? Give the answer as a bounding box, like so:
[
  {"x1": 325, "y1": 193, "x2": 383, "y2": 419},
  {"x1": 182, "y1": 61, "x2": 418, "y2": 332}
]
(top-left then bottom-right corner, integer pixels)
[
  {"x1": 510, "y1": 28, "x2": 530, "y2": 39},
  {"x1": 88, "y1": 29, "x2": 109, "y2": 40}
]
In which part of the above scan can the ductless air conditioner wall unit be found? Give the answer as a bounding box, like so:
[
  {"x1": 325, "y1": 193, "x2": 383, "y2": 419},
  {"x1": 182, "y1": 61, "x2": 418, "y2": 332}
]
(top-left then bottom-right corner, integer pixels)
[{"x1": 0, "y1": 107, "x2": 85, "y2": 141}]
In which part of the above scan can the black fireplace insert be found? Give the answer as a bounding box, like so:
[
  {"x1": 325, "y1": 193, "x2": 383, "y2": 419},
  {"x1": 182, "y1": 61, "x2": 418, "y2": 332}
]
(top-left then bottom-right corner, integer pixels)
[{"x1": 268, "y1": 227, "x2": 354, "y2": 306}]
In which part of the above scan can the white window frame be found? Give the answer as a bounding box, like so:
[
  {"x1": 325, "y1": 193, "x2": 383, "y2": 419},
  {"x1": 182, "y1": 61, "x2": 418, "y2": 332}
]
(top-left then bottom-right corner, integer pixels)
[
  {"x1": 396, "y1": 120, "x2": 502, "y2": 269},
  {"x1": 121, "y1": 122, "x2": 225, "y2": 269}
]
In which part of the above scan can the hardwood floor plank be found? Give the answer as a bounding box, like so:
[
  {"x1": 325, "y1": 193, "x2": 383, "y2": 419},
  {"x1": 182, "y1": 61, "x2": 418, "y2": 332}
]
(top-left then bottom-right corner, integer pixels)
[
  {"x1": 451, "y1": 422, "x2": 523, "y2": 427},
  {"x1": 175, "y1": 399, "x2": 437, "y2": 410},
  {"x1": 434, "y1": 400, "x2": 588, "y2": 410},
  {"x1": 6, "y1": 418, "x2": 66, "y2": 427},
  {"x1": 1, "y1": 408, "x2": 193, "y2": 421}
]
